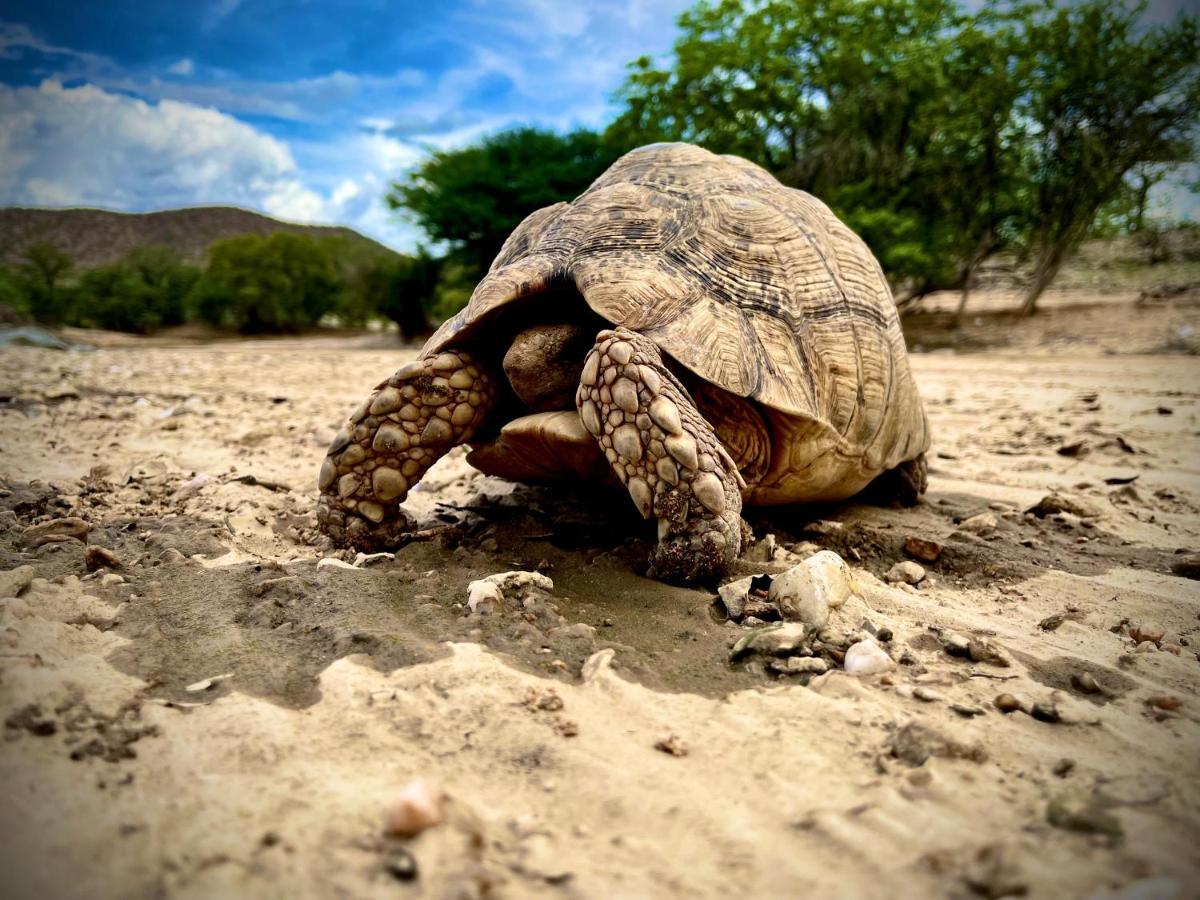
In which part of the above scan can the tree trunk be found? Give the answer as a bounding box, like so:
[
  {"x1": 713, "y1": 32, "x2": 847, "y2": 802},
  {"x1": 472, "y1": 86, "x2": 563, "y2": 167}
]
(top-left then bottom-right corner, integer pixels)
[
  {"x1": 1020, "y1": 241, "x2": 1070, "y2": 316},
  {"x1": 954, "y1": 282, "x2": 972, "y2": 327}
]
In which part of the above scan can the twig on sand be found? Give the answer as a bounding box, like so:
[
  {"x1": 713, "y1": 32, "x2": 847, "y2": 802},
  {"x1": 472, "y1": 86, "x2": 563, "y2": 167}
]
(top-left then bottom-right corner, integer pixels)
[{"x1": 225, "y1": 474, "x2": 293, "y2": 493}]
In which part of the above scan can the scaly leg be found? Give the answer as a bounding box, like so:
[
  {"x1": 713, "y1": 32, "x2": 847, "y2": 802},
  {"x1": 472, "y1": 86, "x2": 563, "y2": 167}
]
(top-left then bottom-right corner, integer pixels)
[
  {"x1": 317, "y1": 349, "x2": 496, "y2": 550},
  {"x1": 576, "y1": 327, "x2": 746, "y2": 583}
]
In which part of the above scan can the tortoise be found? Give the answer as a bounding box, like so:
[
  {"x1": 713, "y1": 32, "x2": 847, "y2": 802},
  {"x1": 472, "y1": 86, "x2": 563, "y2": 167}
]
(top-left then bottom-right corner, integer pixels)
[{"x1": 317, "y1": 142, "x2": 930, "y2": 583}]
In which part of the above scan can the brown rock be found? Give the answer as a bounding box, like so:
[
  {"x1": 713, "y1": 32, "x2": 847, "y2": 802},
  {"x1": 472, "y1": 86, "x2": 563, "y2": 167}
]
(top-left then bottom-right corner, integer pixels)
[
  {"x1": 1146, "y1": 695, "x2": 1181, "y2": 711},
  {"x1": 904, "y1": 536, "x2": 944, "y2": 563},
  {"x1": 1129, "y1": 622, "x2": 1165, "y2": 645},
  {"x1": 654, "y1": 735, "x2": 689, "y2": 757},
  {"x1": 84, "y1": 546, "x2": 121, "y2": 572},
  {"x1": 21, "y1": 517, "x2": 90, "y2": 548},
  {"x1": 994, "y1": 693, "x2": 1021, "y2": 713}
]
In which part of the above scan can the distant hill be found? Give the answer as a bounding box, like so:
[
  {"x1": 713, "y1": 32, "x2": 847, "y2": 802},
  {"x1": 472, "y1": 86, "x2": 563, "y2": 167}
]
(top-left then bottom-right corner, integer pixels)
[{"x1": 0, "y1": 206, "x2": 398, "y2": 270}]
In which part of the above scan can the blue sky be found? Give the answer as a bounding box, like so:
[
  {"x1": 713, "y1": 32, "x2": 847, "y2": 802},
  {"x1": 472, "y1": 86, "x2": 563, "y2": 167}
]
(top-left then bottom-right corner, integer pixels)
[
  {"x1": 0, "y1": 0, "x2": 692, "y2": 249},
  {"x1": 0, "y1": 0, "x2": 1195, "y2": 250}
]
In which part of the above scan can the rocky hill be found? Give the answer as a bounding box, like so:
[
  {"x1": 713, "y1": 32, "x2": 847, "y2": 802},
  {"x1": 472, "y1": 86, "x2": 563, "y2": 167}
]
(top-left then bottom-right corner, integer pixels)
[{"x1": 0, "y1": 206, "x2": 396, "y2": 269}]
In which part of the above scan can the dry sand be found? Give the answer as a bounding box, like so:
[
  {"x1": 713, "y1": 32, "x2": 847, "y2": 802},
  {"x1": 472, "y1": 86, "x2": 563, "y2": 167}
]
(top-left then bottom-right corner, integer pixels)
[{"x1": 1, "y1": 295, "x2": 1198, "y2": 899}]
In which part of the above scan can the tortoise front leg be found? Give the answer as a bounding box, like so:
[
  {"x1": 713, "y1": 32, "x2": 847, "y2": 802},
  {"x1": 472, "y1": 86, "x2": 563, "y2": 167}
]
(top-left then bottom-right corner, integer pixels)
[
  {"x1": 576, "y1": 327, "x2": 746, "y2": 583},
  {"x1": 317, "y1": 349, "x2": 496, "y2": 550}
]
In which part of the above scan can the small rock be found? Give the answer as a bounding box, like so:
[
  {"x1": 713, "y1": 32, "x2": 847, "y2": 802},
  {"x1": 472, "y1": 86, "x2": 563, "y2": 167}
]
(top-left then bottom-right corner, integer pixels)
[
  {"x1": 317, "y1": 557, "x2": 359, "y2": 571},
  {"x1": 1046, "y1": 792, "x2": 1122, "y2": 839},
  {"x1": 950, "y1": 703, "x2": 984, "y2": 718},
  {"x1": 889, "y1": 722, "x2": 987, "y2": 766},
  {"x1": 384, "y1": 847, "x2": 419, "y2": 882},
  {"x1": 1053, "y1": 758, "x2": 1076, "y2": 777},
  {"x1": 1071, "y1": 672, "x2": 1101, "y2": 694},
  {"x1": 1030, "y1": 702, "x2": 1061, "y2": 723},
  {"x1": 885, "y1": 560, "x2": 926, "y2": 585},
  {"x1": 1129, "y1": 622, "x2": 1165, "y2": 645},
  {"x1": 185, "y1": 673, "x2": 234, "y2": 692},
  {"x1": 957, "y1": 512, "x2": 998, "y2": 536},
  {"x1": 843, "y1": 639, "x2": 895, "y2": 676},
  {"x1": 84, "y1": 546, "x2": 121, "y2": 572},
  {"x1": 768, "y1": 550, "x2": 858, "y2": 629},
  {"x1": 715, "y1": 575, "x2": 755, "y2": 620},
  {"x1": 774, "y1": 656, "x2": 829, "y2": 676},
  {"x1": 994, "y1": 693, "x2": 1021, "y2": 713},
  {"x1": 913, "y1": 686, "x2": 943, "y2": 702},
  {"x1": 968, "y1": 637, "x2": 1011, "y2": 667},
  {"x1": 961, "y1": 843, "x2": 1029, "y2": 900},
  {"x1": 353, "y1": 551, "x2": 394, "y2": 567},
  {"x1": 1145, "y1": 695, "x2": 1181, "y2": 711},
  {"x1": 904, "y1": 536, "x2": 944, "y2": 563},
  {"x1": 0, "y1": 565, "x2": 36, "y2": 599},
  {"x1": 1027, "y1": 492, "x2": 1103, "y2": 520},
  {"x1": 21, "y1": 516, "x2": 90, "y2": 547},
  {"x1": 1133, "y1": 641, "x2": 1158, "y2": 654},
  {"x1": 943, "y1": 633, "x2": 971, "y2": 657},
  {"x1": 1169, "y1": 554, "x2": 1200, "y2": 580},
  {"x1": 384, "y1": 779, "x2": 446, "y2": 838},
  {"x1": 654, "y1": 735, "x2": 688, "y2": 757},
  {"x1": 730, "y1": 623, "x2": 806, "y2": 661}
]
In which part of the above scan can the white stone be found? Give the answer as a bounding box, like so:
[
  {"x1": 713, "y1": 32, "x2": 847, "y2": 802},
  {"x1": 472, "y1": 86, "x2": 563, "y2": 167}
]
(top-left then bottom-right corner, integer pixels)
[
  {"x1": 768, "y1": 550, "x2": 859, "y2": 629},
  {"x1": 843, "y1": 640, "x2": 895, "y2": 676},
  {"x1": 885, "y1": 561, "x2": 926, "y2": 585}
]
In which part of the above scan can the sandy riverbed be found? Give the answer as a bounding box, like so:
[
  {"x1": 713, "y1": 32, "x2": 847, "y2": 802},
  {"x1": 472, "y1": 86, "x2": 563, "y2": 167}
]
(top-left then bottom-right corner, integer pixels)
[{"x1": 1, "y1": 295, "x2": 1198, "y2": 899}]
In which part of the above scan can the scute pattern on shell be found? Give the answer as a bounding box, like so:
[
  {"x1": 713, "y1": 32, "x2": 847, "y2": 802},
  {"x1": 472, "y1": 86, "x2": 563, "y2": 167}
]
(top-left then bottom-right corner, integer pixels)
[{"x1": 424, "y1": 142, "x2": 929, "y2": 491}]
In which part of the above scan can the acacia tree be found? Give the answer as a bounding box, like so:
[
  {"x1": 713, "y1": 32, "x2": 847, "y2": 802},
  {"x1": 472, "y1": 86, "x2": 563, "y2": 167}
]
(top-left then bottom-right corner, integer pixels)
[
  {"x1": 387, "y1": 128, "x2": 624, "y2": 277},
  {"x1": 1012, "y1": 0, "x2": 1199, "y2": 314},
  {"x1": 17, "y1": 242, "x2": 73, "y2": 323}
]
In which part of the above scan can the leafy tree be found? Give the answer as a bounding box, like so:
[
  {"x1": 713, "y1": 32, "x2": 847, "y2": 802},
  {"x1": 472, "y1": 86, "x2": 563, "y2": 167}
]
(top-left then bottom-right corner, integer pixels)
[
  {"x1": 191, "y1": 233, "x2": 339, "y2": 333},
  {"x1": 368, "y1": 250, "x2": 442, "y2": 341},
  {"x1": 17, "y1": 242, "x2": 74, "y2": 323},
  {"x1": 71, "y1": 248, "x2": 200, "y2": 333},
  {"x1": 387, "y1": 128, "x2": 625, "y2": 277},
  {"x1": 1010, "y1": 0, "x2": 1200, "y2": 314}
]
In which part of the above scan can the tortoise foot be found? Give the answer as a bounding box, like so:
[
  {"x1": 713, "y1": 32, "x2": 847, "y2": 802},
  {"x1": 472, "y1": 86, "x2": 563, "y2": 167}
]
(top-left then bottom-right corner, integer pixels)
[
  {"x1": 316, "y1": 349, "x2": 496, "y2": 549},
  {"x1": 859, "y1": 452, "x2": 928, "y2": 508},
  {"x1": 576, "y1": 327, "x2": 745, "y2": 584}
]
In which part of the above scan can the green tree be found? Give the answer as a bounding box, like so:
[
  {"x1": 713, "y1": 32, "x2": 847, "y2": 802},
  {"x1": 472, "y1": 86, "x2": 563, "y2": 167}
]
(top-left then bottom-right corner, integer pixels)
[
  {"x1": 366, "y1": 250, "x2": 442, "y2": 341},
  {"x1": 1011, "y1": 0, "x2": 1200, "y2": 314},
  {"x1": 387, "y1": 128, "x2": 625, "y2": 277},
  {"x1": 71, "y1": 247, "x2": 200, "y2": 334},
  {"x1": 17, "y1": 242, "x2": 74, "y2": 323},
  {"x1": 191, "y1": 232, "x2": 339, "y2": 333}
]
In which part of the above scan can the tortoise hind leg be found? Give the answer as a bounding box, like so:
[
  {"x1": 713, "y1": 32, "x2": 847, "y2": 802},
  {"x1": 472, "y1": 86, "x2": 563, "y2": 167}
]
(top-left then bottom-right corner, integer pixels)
[
  {"x1": 317, "y1": 349, "x2": 496, "y2": 550},
  {"x1": 860, "y1": 453, "x2": 928, "y2": 508},
  {"x1": 576, "y1": 327, "x2": 746, "y2": 584}
]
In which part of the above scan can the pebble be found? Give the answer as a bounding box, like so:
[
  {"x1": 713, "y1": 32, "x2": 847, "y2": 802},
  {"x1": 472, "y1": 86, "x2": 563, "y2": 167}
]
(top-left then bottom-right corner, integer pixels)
[
  {"x1": 384, "y1": 779, "x2": 446, "y2": 837},
  {"x1": 843, "y1": 639, "x2": 895, "y2": 676},
  {"x1": 1071, "y1": 672, "x2": 1101, "y2": 694},
  {"x1": 21, "y1": 517, "x2": 90, "y2": 547},
  {"x1": 84, "y1": 546, "x2": 121, "y2": 572},
  {"x1": 913, "y1": 686, "x2": 943, "y2": 702},
  {"x1": 317, "y1": 557, "x2": 359, "y2": 571},
  {"x1": 0, "y1": 565, "x2": 35, "y2": 599},
  {"x1": 730, "y1": 623, "x2": 804, "y2": 661},
  {"x1": 967, "y1": 638, "x2": 1011, "y2": 667},
  {"x1": 903, "y1": 536, "x2": 944, "y2": 562},
  {"x1": 654, "y1": 735, "x2": 688, "y2": 757},
  {"x1": 950, "y1": 703, "x2": 984, "y2": 718},
  {"x1": 1129, "y1": 622, "x2": 1165, "y2": 645},
  {"x1": 767, "y1": 550, "x2": 857, "y2": 629},
  {"x1": 957, "y1": 512, "x2": 998, "y2": 536},
  {"x1": 715, "y1": 575, "x2": 755, "y2": 620},
  {"x1": 384, "y1": 847, "x2": 419, "y2": 882},
  {"x1": 1145, "y1": 695, "x2": 1181, "y2": 711},
  {"x1": 1046, "y1": 792, "x2": 1122, "y2": 839},
  {"x1": 884, "y1": 561, "x2": 925, "y2": 585},
  {"x1": 994, "y1": 693, "x2": 1021, "y2": 713},
  {"x1": 1030, "y1": 702, "x2": 1061, "y2": 723},
  {"x1": 774, "y1": 656, "x2": 828, "y2": 675},
  {"x1": 1053, "y1": 758, "x2": 1076, "y2": 777},
  {"x1": 1169, "y1": 554, "x2": 1200, "y2": 580},
  {"x1": 943, "y1": 633, "x2": 971, "y2": 657}
]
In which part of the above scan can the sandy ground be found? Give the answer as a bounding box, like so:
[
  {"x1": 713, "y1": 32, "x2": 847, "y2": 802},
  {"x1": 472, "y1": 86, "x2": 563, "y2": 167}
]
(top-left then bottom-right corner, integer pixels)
[{"x1": 1, "y1": 295, "x2": 1199, "y2": 899}]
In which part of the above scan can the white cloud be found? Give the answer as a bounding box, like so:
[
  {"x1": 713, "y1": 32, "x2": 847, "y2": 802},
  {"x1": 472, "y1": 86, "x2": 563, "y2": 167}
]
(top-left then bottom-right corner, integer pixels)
[
  {"x1": 167, "y1": 57, "x2": 194, "y2": 76},
  {"x1": 0, "y1": 80, "x2": 423, "y2": 248}
]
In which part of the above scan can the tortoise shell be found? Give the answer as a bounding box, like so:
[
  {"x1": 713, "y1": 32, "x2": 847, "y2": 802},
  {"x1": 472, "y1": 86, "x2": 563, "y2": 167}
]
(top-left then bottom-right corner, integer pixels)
[{"x1": 423, "y1": 142, "x2": 929, "y2": 502}]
